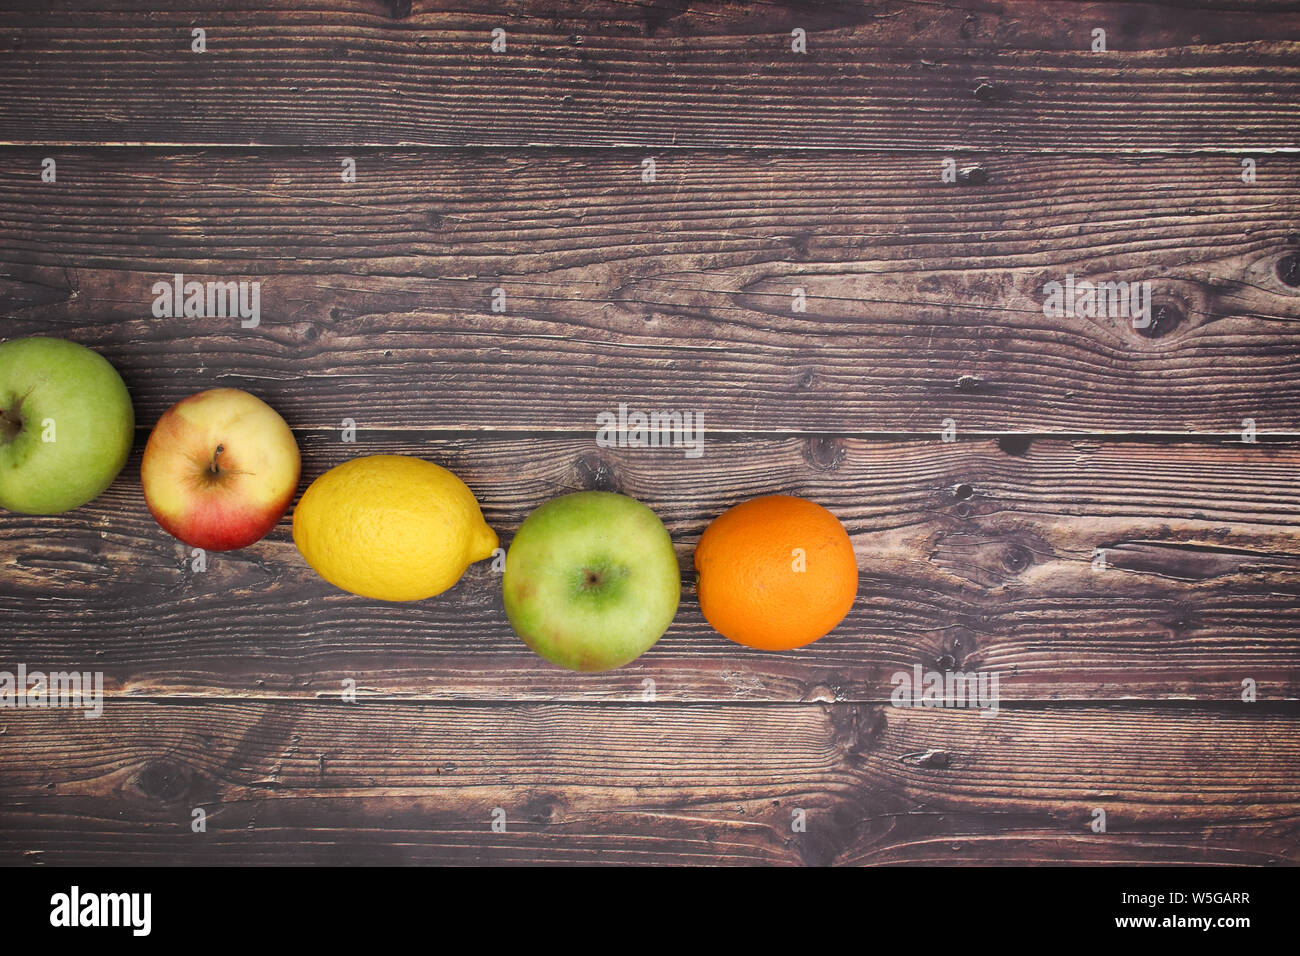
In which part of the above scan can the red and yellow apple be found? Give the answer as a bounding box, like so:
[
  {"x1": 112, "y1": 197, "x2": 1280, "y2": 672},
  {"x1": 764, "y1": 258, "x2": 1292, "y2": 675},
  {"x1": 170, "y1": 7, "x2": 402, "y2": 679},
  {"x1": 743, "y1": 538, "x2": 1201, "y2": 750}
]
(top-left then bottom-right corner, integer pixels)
[{"x1": 141, "y1": 388, "x2": 300, "y2": 551}]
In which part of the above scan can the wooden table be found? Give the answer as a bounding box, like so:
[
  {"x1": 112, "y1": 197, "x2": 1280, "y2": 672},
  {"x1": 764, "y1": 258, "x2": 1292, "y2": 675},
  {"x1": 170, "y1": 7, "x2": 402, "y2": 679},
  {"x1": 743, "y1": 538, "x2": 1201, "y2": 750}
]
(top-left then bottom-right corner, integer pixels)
[{"x1": 1, "y1": 0, "x2": 1298, "y2": 866}]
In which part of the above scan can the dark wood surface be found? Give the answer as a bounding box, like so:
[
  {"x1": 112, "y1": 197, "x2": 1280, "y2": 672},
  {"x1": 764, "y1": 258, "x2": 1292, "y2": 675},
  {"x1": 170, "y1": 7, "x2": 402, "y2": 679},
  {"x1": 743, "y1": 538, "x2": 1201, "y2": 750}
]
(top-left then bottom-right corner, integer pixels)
[
  {"x1": 2, "y1": 149, "x2": 1299, "y2": 432},
  {"x1": 1, "y1": 0, "x2": 1298, "y2": 866},
  {"x1": 2, "y1": 701, "x2": 1296, "y2": 866},
  {"x1": 2, "y1": 1, "x2": 1299, "y2": 149}
]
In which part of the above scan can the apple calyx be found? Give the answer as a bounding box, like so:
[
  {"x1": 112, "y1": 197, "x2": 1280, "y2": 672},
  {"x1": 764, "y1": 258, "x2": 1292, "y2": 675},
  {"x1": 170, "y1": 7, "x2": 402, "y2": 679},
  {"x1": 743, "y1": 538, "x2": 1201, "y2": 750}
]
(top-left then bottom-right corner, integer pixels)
[
  {"x1": 0, "y1": 405, "x2": 22, "y2": 443},
  {"x1": 576, "y1": 559, "x2": 628, "y2": 594}
]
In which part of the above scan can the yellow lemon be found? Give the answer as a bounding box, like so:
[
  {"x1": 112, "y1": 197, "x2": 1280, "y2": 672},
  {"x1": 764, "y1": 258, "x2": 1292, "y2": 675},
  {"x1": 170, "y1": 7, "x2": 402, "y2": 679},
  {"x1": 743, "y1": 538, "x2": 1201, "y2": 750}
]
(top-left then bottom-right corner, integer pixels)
[{"x1": 292, "y1": 454, "x2": 498, "y2": 601}]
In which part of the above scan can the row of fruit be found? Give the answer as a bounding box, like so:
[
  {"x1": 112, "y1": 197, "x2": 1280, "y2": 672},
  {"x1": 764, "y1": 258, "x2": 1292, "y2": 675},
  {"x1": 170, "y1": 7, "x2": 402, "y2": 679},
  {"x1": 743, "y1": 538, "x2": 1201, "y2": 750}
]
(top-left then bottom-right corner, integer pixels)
[{"x1": 0, "y1": 336, "x2": 858, "y2": 671}]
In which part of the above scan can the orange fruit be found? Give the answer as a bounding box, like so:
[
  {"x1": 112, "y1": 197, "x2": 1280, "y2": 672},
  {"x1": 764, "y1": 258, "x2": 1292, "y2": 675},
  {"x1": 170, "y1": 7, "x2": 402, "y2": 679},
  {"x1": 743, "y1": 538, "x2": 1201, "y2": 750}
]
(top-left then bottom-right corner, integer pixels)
[{"x1": 694, "y1": 495, "x2": 858, "y2": 651}]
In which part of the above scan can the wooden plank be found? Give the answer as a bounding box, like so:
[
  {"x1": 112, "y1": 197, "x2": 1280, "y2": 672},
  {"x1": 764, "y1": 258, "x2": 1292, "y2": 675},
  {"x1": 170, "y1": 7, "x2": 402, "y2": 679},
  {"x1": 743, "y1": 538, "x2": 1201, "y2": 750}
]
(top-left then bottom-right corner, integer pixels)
[
  {"x1": 2, "y1": 150, "x2": 1298, "y2": 432},
  {"x1": 1, "y1": 699, "x2": 1294, "y2": 865},
  {"x1": 4, "y1": 433, "x2": 1298, "y2": 701},
  {"x1": 1, "y1": 1, "x2": 1298, "y2": 149}
]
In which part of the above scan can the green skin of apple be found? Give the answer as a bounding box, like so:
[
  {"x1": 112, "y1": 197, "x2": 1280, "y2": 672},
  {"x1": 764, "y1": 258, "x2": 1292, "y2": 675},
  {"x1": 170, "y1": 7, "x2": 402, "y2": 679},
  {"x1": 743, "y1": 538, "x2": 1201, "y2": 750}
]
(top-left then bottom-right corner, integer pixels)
[
  {"x1": 503, "y1": 491, "x2": 681, "y2": 672},
  {"x1": 0, "y1": 337, "x2": 135, "y2": 514}
]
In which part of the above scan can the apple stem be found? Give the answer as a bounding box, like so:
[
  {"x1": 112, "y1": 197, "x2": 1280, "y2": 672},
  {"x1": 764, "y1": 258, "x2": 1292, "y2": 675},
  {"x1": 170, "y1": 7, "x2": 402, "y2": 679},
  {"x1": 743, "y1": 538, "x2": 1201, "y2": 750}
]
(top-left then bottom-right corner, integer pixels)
[{"x1": 208, "y1": 444, "x2": 225, "y2": 474}]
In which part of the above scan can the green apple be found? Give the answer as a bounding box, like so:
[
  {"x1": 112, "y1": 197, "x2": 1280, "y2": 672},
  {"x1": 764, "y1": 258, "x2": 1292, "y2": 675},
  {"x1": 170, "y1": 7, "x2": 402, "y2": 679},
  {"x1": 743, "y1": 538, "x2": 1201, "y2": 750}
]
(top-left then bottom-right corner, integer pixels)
[
  {"x1": 0, "y1": 337, "x2": 135, "y2": 514},
  {"x1": 503, "y1": 491, "x2": 681, "y2": 671}
]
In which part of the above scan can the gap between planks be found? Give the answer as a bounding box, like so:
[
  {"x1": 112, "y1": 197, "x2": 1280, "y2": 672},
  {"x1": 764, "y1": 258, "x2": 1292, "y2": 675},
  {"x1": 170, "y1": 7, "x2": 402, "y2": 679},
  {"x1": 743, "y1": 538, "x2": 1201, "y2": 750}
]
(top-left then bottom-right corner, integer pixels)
[
  {"x1": 88, "y1": 696, "x2": 1300, "y2": 709},
  {"x1": 4, "y1": 145, "x2": 1300, "y2": 155},
  {"x1": 119, "y1": 428, "x2": 1300, "y2": 440}
]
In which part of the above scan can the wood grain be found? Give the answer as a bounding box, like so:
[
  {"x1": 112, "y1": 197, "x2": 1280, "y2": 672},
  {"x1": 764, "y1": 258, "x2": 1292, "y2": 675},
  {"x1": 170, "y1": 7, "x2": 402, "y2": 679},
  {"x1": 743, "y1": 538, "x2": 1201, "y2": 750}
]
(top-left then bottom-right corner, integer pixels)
[
  {"x1": 1, "y1": 699, "x2": 1293, "y2": 866},
  {"x1": 3, "y1": 0, "x2": 1300, "y2": 868},
  {"x1": 3, "y1": 433, "x2": 1298, "y2": 701},
  {"x1": 2, "y1": 150, "x2": 1298, "y2": 432},
  {"x1": 0, "y1": 1, "x2": 1298, "y2": 149}
]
